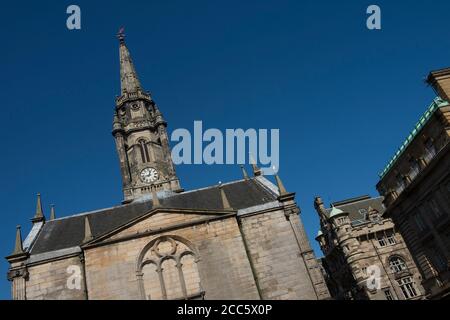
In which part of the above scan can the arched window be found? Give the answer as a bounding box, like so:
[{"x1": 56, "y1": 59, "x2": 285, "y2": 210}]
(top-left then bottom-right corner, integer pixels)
[
  {"x1": 137, "y1": 139, "x2": 150, "y2": 163},
  {"x1": 136, "y1": 235, "x2": 203, "y2": 300},
  {"x1": 389, "y1": 256, "x2": 407, "y2": 273}
]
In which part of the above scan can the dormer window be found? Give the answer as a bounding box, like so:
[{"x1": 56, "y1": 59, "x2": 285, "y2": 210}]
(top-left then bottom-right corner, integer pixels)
[{"x1": 358, "y1": 209, "x2": 367, "y2": 218}]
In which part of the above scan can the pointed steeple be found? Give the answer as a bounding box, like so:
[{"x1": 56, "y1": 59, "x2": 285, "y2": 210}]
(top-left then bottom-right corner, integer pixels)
[
  {"x1": 32, "y1": 193, "x2": 45, "y2": 223},
  {"x1": 11, "y1": 225, "x2": 24, "y2": 256},
  {"x1": 83, "y1": 216, "x2": 93, "y2": 243},
  {"x1": 240, "y1": 165, "x2": 249, "y2": 180},
  {"x1": 50, "y1": 205, "x2": 56, "y2": 220},
  {"x1": 118, "y1": 28, "x2": 142, "y2": 95},
  {"x1": 219, "y1": 183, "x2": 232, "y2": 210}
]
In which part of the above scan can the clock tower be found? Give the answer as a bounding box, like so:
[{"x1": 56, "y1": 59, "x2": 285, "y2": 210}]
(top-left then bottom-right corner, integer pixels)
[{"x1": 112, "y1": 30, "x2": 182, "y2": 203}]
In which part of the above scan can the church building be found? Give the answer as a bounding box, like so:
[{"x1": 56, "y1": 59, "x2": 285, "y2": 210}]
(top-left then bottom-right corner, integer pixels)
[{"x1": 5, "y1": 32, "x2": 330, "y2": 300}]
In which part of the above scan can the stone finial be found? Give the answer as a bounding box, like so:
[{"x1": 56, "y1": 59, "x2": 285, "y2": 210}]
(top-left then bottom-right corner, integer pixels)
[
  {"x1": 219, "y1": 183, "x2": 232, "y2": 210},
  {"x1": 251, "y1": 163, "x2": 262, "y2": 177},
  {"x1": 83, "y1": 216, "x2": 93, "y2": 243},
  {"x1": 274, "y1": 172, "x2": 288, "y2": 196},
  {"x1": 11, "y1": 225, "x2": 24, "y2": 256},
  {"x1": 240, "y1": 165, "x2": 249, "y2": 180},
  {"x1": 50, "y1": 205, "x2": 56, "y2": 220},
  {"x1": 249, "y1": 152, "x2": 262, "y2": 177},
  {"x1": 32, "y1": 193, "x2": 45, "y2": 223},
  {"x1": 151, "y1": 185, "x2": 160, "y2": 208}
]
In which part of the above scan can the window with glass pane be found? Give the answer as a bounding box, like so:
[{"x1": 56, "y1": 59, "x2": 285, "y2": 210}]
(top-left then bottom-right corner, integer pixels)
[
  {"x1": 389, "y1": 256, "x2": 407, "y2": 273},
  {"x1": 397, "y1": 277, "x2": 418, "y2": 299},
  {"x1": 384, "y1": 288, "x2": 394, "y2": 300},
  {"x1": 377, "y1": 236, "x2": 387, "y2": 247},
  {"x1": 386, "y1": 231, "x2": 396, "y2": 245}
]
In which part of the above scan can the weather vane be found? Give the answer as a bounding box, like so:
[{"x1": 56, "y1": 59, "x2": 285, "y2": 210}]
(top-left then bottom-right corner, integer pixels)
[{"x1": 117, "y1": 26, "x2": 125, "y2": 43}]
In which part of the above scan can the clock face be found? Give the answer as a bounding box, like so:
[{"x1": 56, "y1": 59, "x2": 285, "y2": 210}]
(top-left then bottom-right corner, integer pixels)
[{"x1": 140, "y1": 167, "x2": 159, "y2": 184}]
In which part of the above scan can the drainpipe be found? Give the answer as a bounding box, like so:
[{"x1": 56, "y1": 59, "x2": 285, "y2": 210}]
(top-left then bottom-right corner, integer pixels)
[
  {"x1": 79, "y1": 252, "x2": 89, "y2": 300},
  {"x1": 237, "y1": 218, "x2": 263, "y2": 300}
]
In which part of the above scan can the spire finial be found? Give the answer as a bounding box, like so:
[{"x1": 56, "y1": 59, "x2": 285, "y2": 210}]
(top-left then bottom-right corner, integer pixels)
[
  {"x1": 83, "y1": 216, "x2": 93, "y2": 243},
  {"x1": 274, "y1": 167, "x2": 288, "y2": 196},
  {"x1": 50, "y1": 205, "x2": 56, "y2": 220},
  {"x1": 249, "y1": 153, "x2": 262, "y2": 177},
  {"x1": 219, "y1": 183, "x2": 232, "y2": 210},
  {"x1": 117, "y1": 26, "x2": 125, "y2": 44},
  {"x1": 240, "y1": 165, "x2": 249, "y2": 180},
  {"x1": 11, "y1": 225, "x2": 24, "y2": 256},
  {"x1": 151, "y1": 185, "x2": 161, "y2": 208},
  {"x1": 32, "y1": 193, "x2": 45, "y2": 223}
]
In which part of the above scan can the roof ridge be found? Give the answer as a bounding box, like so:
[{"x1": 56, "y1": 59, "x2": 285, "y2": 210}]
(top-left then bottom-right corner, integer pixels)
[
  {"x1": 176, "y1": 178, "x2": 247, "y2": 195},
  {"x1": 330, "y1": 196, "x2": 384, "y2": 209},
  {"x1": 48, "y1": 178, "x2": 249, "y2": 222}
]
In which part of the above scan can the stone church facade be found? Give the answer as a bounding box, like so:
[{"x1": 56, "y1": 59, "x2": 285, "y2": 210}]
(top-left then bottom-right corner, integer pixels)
[{"x1": 5, "y1": 33, "x2": 330, "y2": 300}]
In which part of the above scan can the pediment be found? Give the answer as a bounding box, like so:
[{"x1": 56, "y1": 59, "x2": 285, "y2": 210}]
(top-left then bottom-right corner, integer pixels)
[{"x1": 85, "y1": 208, "x2": 235, "y2": 247}]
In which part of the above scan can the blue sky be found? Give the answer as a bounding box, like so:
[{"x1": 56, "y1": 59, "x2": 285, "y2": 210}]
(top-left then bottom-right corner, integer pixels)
[{"x1": 1, "y1": 0, "x2": 449, "y2": 299}]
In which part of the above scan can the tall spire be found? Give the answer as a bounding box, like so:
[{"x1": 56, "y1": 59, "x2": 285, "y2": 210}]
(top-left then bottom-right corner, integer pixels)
[
  {"x1": 32, "y1": 193, "x2": 45, "y2": 223},
  {"x1": 117, "y1": 27, "x2": 142, "y2": 95}
]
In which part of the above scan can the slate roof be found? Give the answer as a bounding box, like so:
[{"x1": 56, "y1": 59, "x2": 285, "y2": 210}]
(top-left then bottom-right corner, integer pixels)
[
  {"x1": 326, "y1": 195, "x2": 385, "y2": 226},
  {"x1": 29, "y1": 178, "x2": 278, "y2": 255}
]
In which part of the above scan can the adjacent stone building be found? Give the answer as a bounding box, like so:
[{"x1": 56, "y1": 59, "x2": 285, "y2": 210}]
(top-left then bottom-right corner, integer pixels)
[
  {"x1": 314, "y1": 195, "x2": 424, "y2": 300},
  {"x1": 5, "y1": 32, "x2": 330, "y2": 300},
  {"x1": 375, "y1": 68, "x2": 450, "y2": 300}
]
